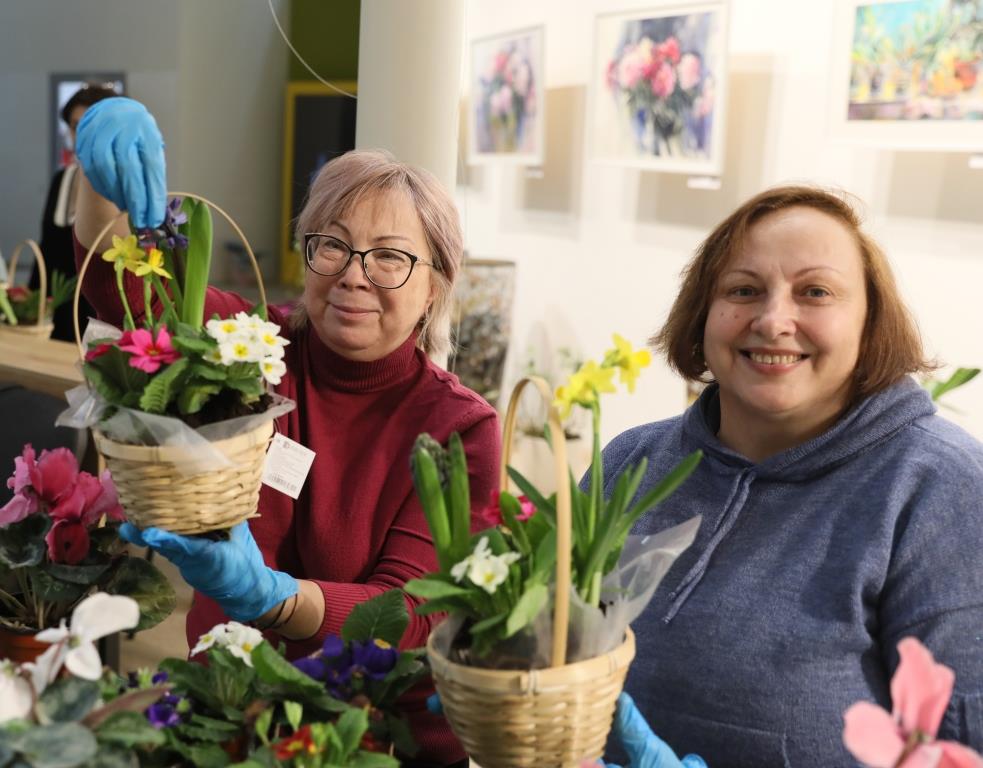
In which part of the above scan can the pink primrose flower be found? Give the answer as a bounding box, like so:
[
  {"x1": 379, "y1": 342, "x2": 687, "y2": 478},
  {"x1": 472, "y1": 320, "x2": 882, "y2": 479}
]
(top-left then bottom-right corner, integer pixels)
[
  {"x1": 31, "y1": 447, "x2": 80, "y2": 504},
  {"x1": 118, "y1": 326, "x2": 180, "y2": 374},
  {"x1": 843, "y1": 638, "x2": 983, "y2": 768},
  {"x1": 651, "y1": 61, "x2": 677, "y2": 100},
  {"x1": 678, "y1": 53, "x2": 702, "y2": 91},
  {"x1": 84, "y1": 341, "x2": 115, "y2": 362}
]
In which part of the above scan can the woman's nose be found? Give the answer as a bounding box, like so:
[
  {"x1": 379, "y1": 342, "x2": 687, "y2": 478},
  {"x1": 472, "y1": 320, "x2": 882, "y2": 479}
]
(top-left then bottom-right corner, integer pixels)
[
  {"x1": 750, "y1": 292, "x2": 797, "y2": 339},
  {"x1": 337, "y1": 253, "x2": 370, "y2": 288}
]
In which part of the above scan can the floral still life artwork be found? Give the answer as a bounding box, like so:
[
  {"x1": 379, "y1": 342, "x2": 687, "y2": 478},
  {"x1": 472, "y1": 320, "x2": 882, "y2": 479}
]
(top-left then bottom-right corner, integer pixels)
[
  {"x1": 469, "y1": 26, "x2": 545, "y2": 165},
  {"x1": 592, "y1": 3, "x2": 729, "y2": 174},
  {"x1": 842, "y1": 636, "x2": 983, "y2": 768},
  {"x1": 847, "y1": 0, "x2": 983, "y2": 122},
  {"x1": 0, "y1": 591, "x2": 410, "y2": 767}
]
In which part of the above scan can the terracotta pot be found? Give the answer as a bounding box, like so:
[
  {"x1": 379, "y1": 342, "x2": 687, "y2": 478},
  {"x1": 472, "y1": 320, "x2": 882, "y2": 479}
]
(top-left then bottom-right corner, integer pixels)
[{"x1": 0, "y1": 625, "x2": 47, "y2": 664}]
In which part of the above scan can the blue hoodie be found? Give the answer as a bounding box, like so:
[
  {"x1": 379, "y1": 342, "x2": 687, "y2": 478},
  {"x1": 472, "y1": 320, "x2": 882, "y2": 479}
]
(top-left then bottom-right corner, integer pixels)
[{"x1": 601, "y1": 377, "x2": 983, "y2": 767}]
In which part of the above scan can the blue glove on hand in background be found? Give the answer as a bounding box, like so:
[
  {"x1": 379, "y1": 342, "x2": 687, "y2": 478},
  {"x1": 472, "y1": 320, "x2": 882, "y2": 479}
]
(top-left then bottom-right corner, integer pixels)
[
  {"x1": 75, "y1": 96, "x2": 167, "y2": 229},
  {"x1": 607, "y1": 693, "x2": 707, "y2": 768},
  {"x1": 119, "y1": 521, "x2": 298, "y2": 622}
]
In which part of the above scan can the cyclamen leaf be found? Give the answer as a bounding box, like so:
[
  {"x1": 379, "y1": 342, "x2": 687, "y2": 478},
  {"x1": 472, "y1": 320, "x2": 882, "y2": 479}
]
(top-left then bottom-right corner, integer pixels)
[
  {"x1": 16, "y1": 722, "x2": 97, "y2": 768},
  {"x1": 0, "y1": 514, "x2": 51, "y2": 568},
  {"x1": 138, "y1": 357, "x2": 190, "y2": 414},
  {"x1": 30, "y1": 568, "x2": 86, "y2": 603},
  {"x1": 37, "y1": 677, "x2": 102, "y2": 723},
  {"x1": 103, "y1": 556, "x2": 177, "y2": 632}
]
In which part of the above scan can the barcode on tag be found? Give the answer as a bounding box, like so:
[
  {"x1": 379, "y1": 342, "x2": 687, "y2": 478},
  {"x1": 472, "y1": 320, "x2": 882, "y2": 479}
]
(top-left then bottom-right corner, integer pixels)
[{"x1": 261, "y1": 434, "x2": 315, "y2": 499}]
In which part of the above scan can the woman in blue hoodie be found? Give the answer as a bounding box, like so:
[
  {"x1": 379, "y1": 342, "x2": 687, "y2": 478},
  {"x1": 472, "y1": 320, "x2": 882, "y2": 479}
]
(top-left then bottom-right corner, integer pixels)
[{"x1": 603, "y1": 185, "x2": 983, "y2": 767}]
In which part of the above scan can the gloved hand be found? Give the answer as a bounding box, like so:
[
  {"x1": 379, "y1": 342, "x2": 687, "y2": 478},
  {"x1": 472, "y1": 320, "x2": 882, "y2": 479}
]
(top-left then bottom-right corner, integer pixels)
[
  {"x1": 119, "y1": 521, "x2": 298, "y2": 622},
  {"x1": 606, "y1": 693, "x2": 707, "y2": 768},
  {"x1": 75, "y1": 97, "x2": 167, "y2": 229}
]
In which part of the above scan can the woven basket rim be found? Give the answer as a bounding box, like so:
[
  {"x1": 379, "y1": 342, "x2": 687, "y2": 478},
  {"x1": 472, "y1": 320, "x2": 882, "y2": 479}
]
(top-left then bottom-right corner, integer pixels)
[
  {"x1": 427, "y1": 626, "x2": 635, "y2": 693},
  {"x1": 94, "y1": 419, "x2": 273, "y2": 463},
  {"x1": 0, "y1": 321, "x2": 54, "y2": 334}
]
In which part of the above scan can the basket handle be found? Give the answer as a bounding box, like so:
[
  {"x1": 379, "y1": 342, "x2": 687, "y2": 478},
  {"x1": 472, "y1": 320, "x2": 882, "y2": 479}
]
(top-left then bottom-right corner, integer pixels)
[
  {"x1": 8, "y1": 240, "x2": 47, "y2": 328},
  {"x1": 73, "y1": 191, "x2": 267, "y2": 359},
  {"x1": 500, "y1": 376, "x2": 571, "y2": 668}
]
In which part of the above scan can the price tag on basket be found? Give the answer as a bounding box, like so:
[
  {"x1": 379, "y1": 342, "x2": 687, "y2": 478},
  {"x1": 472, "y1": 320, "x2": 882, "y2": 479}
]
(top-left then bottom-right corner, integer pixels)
[{"x1": 262, "y1": 433, "x2": 315, "y2": 499}]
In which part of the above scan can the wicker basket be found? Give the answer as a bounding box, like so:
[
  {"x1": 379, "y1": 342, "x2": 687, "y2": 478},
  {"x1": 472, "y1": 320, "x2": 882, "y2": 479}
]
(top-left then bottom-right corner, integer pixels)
[
  {"x1": 426, "y1": 376, "x2": 635, "y2": 768},
  {"x1": 0, "y1": 240, "x2": 54, "y2": 339},
  {"x1": 75, "y1": 192, "x2": 272, "y2": 535}
]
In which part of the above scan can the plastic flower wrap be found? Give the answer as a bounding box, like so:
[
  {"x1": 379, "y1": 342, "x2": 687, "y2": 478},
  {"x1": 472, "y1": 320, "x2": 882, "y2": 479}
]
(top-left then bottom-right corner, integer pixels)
[
  {"x1": 0, "y1": 444, "x2": 175, "y2": 633},
  {"x1": 406, "y1": 334, "x2": 703, "y2": 668},
  {"x1": 0, "y1": 592, "x2": 401, "y2": 768},
  {"x1": 59, "y1": 196, "x2": 295, "y2": 469}
]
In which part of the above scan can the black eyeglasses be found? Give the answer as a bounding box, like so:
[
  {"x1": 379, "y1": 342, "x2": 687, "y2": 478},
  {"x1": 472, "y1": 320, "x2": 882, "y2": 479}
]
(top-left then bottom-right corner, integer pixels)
[{"x1": 304, "y1": 234, "x2": 433, "y2": 290}]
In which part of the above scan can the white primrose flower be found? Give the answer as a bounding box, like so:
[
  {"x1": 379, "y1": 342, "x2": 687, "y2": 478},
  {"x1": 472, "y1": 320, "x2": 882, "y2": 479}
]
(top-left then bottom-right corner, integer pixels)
[
  {"x1": 219, "y1": 336, "x2": 265, "y2": 365},
  {"x1": 0, "y1": 660, "x2": 34, "y2": 723},
  {"x1": 260, "y1": 356, "x2": 287, "y2": 385},
  {"x1": 191, "y1": 621, "x2": 264, "y2": 667},
  {"x1": 234, "y1": 311, "x2": 266, "y2": 331},
  {"x1": 203, "y1": 345, "x2": 224, "y2": 365},
  {"x1": 32, "y1": 593, "x2": 140, "y2": 687},
  {"x1": 205, "y1": 317, "x2": 242, "y2": 343},
  {"x1": 450, "y1": 537, "x2": 521, "y2": 594}
]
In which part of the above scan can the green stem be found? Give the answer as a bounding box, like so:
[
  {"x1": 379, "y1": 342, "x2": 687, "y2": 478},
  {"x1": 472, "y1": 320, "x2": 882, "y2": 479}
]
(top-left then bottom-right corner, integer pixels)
[
  {"x1": 0, "y1": 586, "x2": 25, "y2": 613},
  {"x1": 144, "y1": 280, "x2": 154, "y2": 333},
  {"x1": 115, "y1": 263, "x2": 136, "y2": 330},
  {"x1": 150, "y1": 273, "x2": 177, "y2": 323},
  {"x1": 587, "y1": 400, "x2": 603, "y2": 544}
]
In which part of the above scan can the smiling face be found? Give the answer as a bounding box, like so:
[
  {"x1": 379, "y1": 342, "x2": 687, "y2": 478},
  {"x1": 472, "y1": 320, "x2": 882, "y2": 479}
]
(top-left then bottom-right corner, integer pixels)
[
  {"x1": 703, "y1": 206, "x2": 868, "y2": 447},
  {"x1": 302, "y1": 188, "x2": 434, "y2": 361}
]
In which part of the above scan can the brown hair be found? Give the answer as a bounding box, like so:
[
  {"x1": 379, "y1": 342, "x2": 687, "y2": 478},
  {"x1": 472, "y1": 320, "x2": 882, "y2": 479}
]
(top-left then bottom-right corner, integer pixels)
[
  {"x1": 61, "y1": 84, "x2": 118, "y2": 125},
  {"x1": 293, "y1": 149, "x2": 462, "y2": 359},
  {"x1": 652, "y1": 185, "x2": 935, "y2": 402}
]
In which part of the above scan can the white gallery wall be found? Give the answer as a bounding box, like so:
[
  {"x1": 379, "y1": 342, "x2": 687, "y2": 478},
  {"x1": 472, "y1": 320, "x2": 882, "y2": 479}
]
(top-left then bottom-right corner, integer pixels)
[{"x1": 457, "y1": 0, "x2": 983, "y2": 443}]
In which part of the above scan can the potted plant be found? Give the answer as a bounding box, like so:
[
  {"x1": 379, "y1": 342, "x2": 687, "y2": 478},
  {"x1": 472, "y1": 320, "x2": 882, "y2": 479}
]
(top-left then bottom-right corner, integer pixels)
[
  {"x1": 0, "y1": 443, "x2": 175, "y2": 662},
  {"x1": 62, "y1": 193, "x2": 295, "y2": 535},
  {"x1": 405, "y1": 335, "x2": 703, "y2": 768},
  {"x1": 0, "y1": 240, "x2": 76, "y2": 340}
]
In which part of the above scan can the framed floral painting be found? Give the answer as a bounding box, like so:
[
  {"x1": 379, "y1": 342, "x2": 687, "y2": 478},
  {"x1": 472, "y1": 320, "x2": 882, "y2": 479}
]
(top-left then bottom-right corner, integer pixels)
[
  {"x1": 590, "y1": 3, "x2": 729, "y2": 175},
  {"x1": 828, "y1": 0, "x2": 983, "y2": 150},
  {"x1": 468, "y1": 26, "x2": 545, "y2": 165}
]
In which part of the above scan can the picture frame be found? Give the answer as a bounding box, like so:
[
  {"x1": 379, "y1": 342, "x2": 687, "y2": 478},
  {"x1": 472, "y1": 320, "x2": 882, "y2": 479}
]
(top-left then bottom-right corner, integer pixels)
[
  {"x1": 279, "y1": 81, "x2": 358, "y2": 287},
  {"x1": 468, "y1": 25, "x2": 546, "y2": 166},
  {"x1": 828, "y1": 0, "x2": 983, "y2": 151},
  {"x1": 589, "y1": 2, "x2": 730, "y2": 175},
  {"x1": 49, "y1": 72, "x2": 126, "y2": 174}
]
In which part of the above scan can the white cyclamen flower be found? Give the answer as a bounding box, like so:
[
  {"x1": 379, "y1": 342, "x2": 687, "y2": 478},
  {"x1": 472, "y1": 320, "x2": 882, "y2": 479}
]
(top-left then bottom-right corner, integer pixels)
[
  {"x1": 191, "y1": 621, "x2": 264, "y2": 667},
  {"x1": 33, "y1": 593, "x2": 140, "y2": 686},
  {"x1": 0, "y1": 660, "x2": 34, "y2": 723},
  {"x1": 260, "y1": 356, "x2": 287, "y2": 385}
]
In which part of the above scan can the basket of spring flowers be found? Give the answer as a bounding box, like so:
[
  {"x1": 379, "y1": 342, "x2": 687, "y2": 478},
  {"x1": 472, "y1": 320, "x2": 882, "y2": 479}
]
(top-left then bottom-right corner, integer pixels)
[
  {"x1": 0, "y1": 240, "x2": 77, "y2": 340},
  {"x1": 60, "y1": 192, "x2": 295, "y2": 535},
  {"x1": 405, "y1": 336, "x2": 704, "y2": 768}
]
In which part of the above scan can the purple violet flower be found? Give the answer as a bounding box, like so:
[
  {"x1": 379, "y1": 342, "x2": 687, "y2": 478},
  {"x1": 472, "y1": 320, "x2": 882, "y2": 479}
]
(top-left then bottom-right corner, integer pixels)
[
  {"x1": 351, "y1": 639, "x2": 398, "y2": 681},
  {"x1": 294, "y1": 656, "x2": 328, "y2": 682},
  {"x1": 146, "y1": 694, "x2": 185, "y2": 729}
]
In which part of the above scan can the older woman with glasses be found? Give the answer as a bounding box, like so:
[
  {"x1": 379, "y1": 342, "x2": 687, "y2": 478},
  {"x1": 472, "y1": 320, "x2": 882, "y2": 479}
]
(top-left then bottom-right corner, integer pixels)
[{"x1": 72, "y1": 97, "x2": 499, "y2": 768}]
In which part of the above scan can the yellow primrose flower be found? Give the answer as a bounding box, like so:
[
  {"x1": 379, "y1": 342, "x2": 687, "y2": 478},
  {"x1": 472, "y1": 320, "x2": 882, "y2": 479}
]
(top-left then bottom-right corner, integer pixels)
[
  {"x1": 554, "y1": 360, "x2": 616, "y2": 420},
  {"x1": 608, "y1": 333, "x2": 652, "y2": 393},
  {"x1": 132, "y1": 248, "x2": 173, "y2": 279},
  {"x1": 101, "y1": 234, "x2": 144, "y2": 272}
]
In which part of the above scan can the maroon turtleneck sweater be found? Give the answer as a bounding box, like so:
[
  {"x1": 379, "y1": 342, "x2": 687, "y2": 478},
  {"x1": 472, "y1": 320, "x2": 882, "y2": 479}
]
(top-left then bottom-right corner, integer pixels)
[{"x1": 76, "y1": 236, "x2": 501, "y2": 765}]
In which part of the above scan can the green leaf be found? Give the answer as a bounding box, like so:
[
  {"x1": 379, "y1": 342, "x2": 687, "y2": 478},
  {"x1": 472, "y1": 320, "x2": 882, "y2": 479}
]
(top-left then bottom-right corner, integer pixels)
[
  {"x1": 504, "y1": 582, "x2": 548, "y2": 638},
  {"x1": 158, "y1": 659, "x2": 220, "y2": 711},
  {"x1": 253, "y1": 707, "x2": 272, "y2": 746},
  {"x1": 17, "y1": 722, "x2": 97, "y2": 768},
  {"x1": 381, "y1": 711, "x2": 416, "y2": 760},
  {"x1": 80, "y1": 360, "x2": 123, "y2": 403},
  {"x1": 446, "y1": 433, "x2": 471, "y2": 563},
  {"x1": 342, "y1": 590, "x2": 408, "y2": 647},
  {"x1": 334, "y1": 708, "x2": 368, "y2": 760},
  {"x1": 250, "y1": 642, "x2": 326, "y2": 700},
  {"x1": 182, "y1": 199, "x2": 213, "y2": 329},
  {"x1": 176, "y1": 382, "x2": 222, "y2": 415},
  {"x1": 44, "y1": 562, "x2": 110, "y2": 585},
  {"x1": 620, "y1": 451, "x2": 702, "y2": 536},
  {"x1": 411, "y1": 596, "x2": 475, "y2": 616},
  {"x1": 402, "y1": 578, "x2": 471, "y2": 601},
  {"x1": 410, "y1": 448, "x2": 451, "y2": 570},
  {"x1": 189, "y1": 714, "x2": 241, "y2": 734},
  {"x1": 138, "y1": 357, "x2": 190, "y2": 414},
  {"x1": 103, "y1": 556, "x2": 177, "y2": 631},
  {"x1": 94, "y1": 711, "x2": 166, "y2": 748},
  {"x1": 283, "y1": 701, "x2": 302, "y2": 732},
  {"x1": 352, "y1": 750, "x2": 401, "y2": 768},
  {"x1": 37, "y1": 678, "x2": 102, "y2": 723},
  {"x1": 171, "y1": 334, "x2": 214, "y2": 355},
  {"x1": 186, "y1": 742, "x2": 231, "y2": 768},
  {"x1": 0, "y1": 515, "x2": 51, "y2": 568},
  {"x1": 469, "y1": 612, "x2": 507, "y2": 635},
  {"x1": 530, "y1": 528, "x2": 557, "y2": 583},
  {"x1": 498, "y1": 492, "x2": 531, "y2": 555},
  {"x1": 931, "y1": 367, "x2": 980, "y2": 401},
  {"x1": 30, "y1": 568, "x2": 86, "y2": 604},
  {"x1": 81, "y1": 687, "x2": 171, "y2": 730},
  {"x1": 189, "y1": 362, "x2": 228, "y2": 381},
  {"x1": 507, "y1": 465, "x2": 555, "y2": 516},
  {"x1": 81, "y1": 743, "x2": 138, "y2": 768}
]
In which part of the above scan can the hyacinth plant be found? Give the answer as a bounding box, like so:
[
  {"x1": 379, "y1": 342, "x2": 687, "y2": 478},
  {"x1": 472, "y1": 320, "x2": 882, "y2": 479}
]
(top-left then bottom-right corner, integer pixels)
[
  {"x1": 0, "y1": 270, "x2": 77, "y2": 327},
  {"x1": 0, "y1": 444, "x2": 175, "y2": 632},
  {"x1": 0, "y1": 592, "x2": 404, "y2": 767},
  {"x1": 82, "y1": 196, "x2": 289, "y2": 426},
  {"x1": 405, "y1": 335, "x2": 702, "y2": 658}
]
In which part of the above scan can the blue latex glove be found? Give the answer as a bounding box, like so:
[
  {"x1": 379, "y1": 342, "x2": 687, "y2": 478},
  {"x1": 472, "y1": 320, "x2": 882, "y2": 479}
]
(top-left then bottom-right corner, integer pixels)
[
  {"x1": 606, "y1": 693, "x2": 707, "y2": 768},
  {"x1": 119, "y1": 521, "x2": 298, "y2": 622},
  {"x1": 75, "y1": 97, "x2": 167, "y2": 229}
]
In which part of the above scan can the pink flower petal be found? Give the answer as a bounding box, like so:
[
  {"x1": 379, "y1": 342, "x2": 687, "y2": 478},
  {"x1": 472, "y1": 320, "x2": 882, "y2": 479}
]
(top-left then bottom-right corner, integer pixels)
[
  {"x1": 50, "y1": 485, "x2": 85, "y2": 522},
  {"x1": 939, "y1": 740, "x2": 983, "y2": 768},
  {"x1": 900, "y1": 745, "x2": 944, "y2": 768},
  {"x1": 0, "y1": 493, "x2": 38, "y2": 525},
  {"x1": 83, "y1": 470, "x2": 124, "y2": 523},
  {"x1": 7, "y1": 443, "x2": 36, "y2": 494},
  {"x1": 46, "y1": 519, "x2": 90, "y2": 565},
  {"x1": 34, "y1": 447, "x2": 79, "y2": 504},
  {"x1": 893, "y1": 638, "x2": 955, "y2": 737},
  {"x1": 843, "y1": 701, "x2": 906, "y2": 768}
]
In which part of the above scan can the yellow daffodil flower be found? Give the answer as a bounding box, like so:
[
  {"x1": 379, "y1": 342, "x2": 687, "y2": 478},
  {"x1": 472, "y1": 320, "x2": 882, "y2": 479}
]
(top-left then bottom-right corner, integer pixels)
[
  {"x1": 608, "y1": 333, "x2": 652, "y2": 393},
  {"x1": 101, "y1": 234, "x2": 144, "y2": 273},
  {"x1": 132, "y1": 248, "x2": 173, "y2": 279},
  {"x1": 554, "y1": 360, "x2": 616, "y2": 419}
]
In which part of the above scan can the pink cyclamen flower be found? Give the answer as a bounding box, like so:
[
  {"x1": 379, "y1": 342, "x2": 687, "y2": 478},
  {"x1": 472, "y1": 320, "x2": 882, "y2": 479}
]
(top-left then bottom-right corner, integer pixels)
[
  {"x1": 30, "y1": 447, "x2": 79, "y2": 505},
  {"x1": 843, "y1": 637, "x2": 983, "y2": 768},
  {"x1": 118, "y1": 326, "x2": 180, "y2": 374},
  {"x1": 46, "y1": 518, "x2": 90, "y2": 565},
  {"x1": 84, "y1": 470, "x2": 125, "y2": 523},
  {"x1": 678, "y1": 53, "x2": 702, "y2": 91},
  {"x1": 7, "y1": 443, "x2": 36, "y2": 494},
  {"x1": 651, "y1": 61, "x2": 677, "y2": 100},
  {"x1": 0, "y1": 493, "x2": 39, "y2": 525}
]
